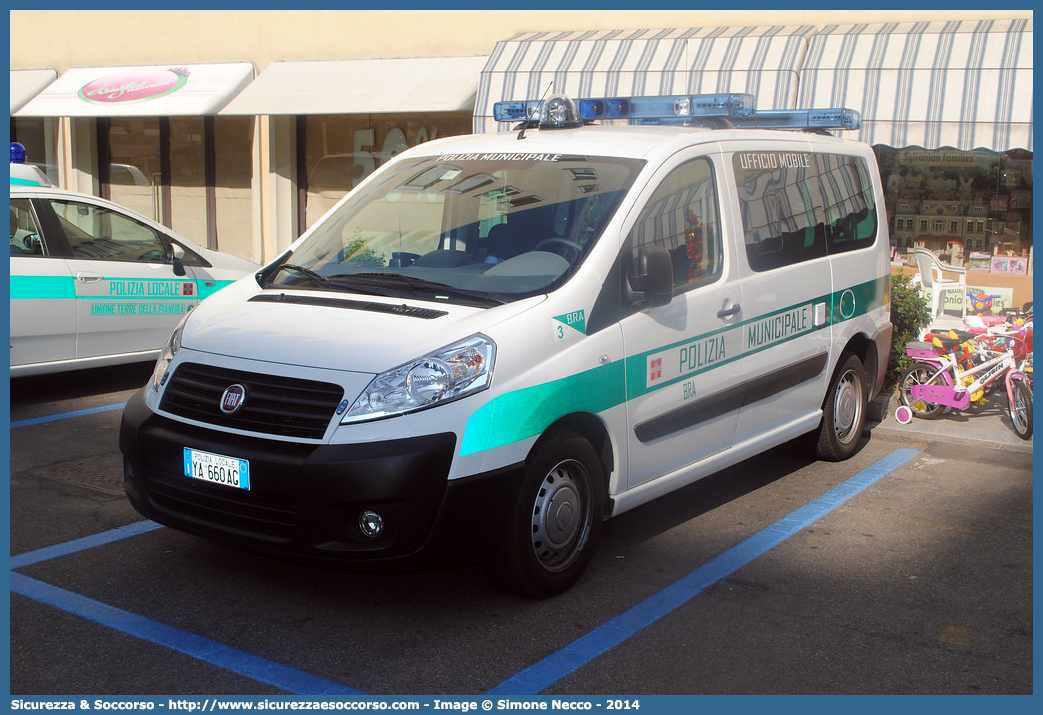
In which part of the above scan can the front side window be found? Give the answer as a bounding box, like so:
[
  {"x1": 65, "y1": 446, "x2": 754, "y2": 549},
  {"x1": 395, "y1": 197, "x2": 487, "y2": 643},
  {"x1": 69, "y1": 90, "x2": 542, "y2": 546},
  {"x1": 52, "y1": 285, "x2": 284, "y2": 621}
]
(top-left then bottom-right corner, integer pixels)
[
  {"x1": 264, "y1": 154, "x2": 644, "y2": 304},
  {"x1": 626, "y1": 157, "x2": 722, "y2": 292},
  {"x1": 49, "y1": 199, "x2": 169, "y2": 263},
  {"x1": 9, "y1": 199, "x2": 47, "y2": 256}
]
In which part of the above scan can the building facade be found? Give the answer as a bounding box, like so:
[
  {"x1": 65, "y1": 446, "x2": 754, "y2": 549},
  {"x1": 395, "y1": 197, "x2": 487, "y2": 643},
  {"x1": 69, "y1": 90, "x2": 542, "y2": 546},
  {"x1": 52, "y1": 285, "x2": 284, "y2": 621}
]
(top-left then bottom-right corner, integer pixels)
[{"x1": 10, "y1": 10, "x2": 1033, "y2": 296}]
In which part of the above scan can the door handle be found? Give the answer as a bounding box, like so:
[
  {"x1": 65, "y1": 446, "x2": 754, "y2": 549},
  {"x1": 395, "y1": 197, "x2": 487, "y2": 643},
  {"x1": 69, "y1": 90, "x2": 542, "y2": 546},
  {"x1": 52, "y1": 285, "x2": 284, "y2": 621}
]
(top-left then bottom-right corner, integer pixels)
[
  {"x1": 75, "y1": 272, "x2": 103, "y2": 283},
  {"x1": 717, "y1": 302, "x2": 741, "y2": 319}
]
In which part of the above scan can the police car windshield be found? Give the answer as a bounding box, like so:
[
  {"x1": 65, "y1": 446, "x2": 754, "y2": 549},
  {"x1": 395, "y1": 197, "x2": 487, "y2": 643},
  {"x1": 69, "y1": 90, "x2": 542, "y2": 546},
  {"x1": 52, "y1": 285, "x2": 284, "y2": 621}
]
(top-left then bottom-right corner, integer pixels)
[{"x1": 265, "y1": 153, "x2": 644, "y2": 304}]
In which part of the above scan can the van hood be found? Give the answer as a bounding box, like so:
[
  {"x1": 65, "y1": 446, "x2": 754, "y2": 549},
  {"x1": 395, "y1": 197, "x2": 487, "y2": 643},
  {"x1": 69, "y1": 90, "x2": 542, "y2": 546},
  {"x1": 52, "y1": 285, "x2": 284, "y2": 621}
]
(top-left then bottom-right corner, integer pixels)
[{"x1": 180, "y1": 281, "x2": 543, "y2": 373}]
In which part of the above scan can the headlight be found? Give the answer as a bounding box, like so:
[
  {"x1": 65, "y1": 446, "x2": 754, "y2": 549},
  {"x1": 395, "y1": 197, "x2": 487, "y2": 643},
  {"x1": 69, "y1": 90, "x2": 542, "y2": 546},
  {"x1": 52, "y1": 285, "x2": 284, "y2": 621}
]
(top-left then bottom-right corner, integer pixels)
[
  {"x1": 342, "y1": 334, "x2": 496, "y2": 424},
  {"x1": 151, "y1": 313, "x2": 190, "y2": 392}
]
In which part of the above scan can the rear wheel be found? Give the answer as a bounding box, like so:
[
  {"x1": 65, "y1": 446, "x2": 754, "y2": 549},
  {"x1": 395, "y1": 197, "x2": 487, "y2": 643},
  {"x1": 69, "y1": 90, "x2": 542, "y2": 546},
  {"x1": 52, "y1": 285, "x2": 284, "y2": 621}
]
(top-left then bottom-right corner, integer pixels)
[
  {"x1": 484, "y1": 430, "x2": 604, "y2": 598},
  {"x1": 899, "y1": 362, "x2": 946, "y2": 420},
  {"x1": 1008, "y1": 379, "x2": 1033, "y2": 440},
  {"x1": 815, "y1": 353, "x2": 867, "y2": 461}
]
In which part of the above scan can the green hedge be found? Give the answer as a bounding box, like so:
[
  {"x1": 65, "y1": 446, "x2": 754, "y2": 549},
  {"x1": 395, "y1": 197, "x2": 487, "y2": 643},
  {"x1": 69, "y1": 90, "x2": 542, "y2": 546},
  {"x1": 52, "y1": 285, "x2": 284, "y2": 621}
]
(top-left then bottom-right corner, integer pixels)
[{"x1": 887, "y1": 273, "x2": 932, "y2": 389}]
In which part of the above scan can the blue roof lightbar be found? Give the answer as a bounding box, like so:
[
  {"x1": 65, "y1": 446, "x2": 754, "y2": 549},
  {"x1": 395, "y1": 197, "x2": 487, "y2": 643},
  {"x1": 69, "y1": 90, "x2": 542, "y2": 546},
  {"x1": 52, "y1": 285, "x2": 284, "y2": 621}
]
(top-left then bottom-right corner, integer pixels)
[
  {"x1": 493, "y1": 100, "x2": 543, "y2": 124},
  {"x1": 492, "y1": 93, "x2": 757, "y2": 126},
  {"x1": 579, "y1": 93, "x2": 756, "y2": 121},
  {"x1": 730, "y1": 108, "x2": 862, "y2": 131},
  {"x1": 491, "y1": 96, "x2": 861, "y2": 132}
]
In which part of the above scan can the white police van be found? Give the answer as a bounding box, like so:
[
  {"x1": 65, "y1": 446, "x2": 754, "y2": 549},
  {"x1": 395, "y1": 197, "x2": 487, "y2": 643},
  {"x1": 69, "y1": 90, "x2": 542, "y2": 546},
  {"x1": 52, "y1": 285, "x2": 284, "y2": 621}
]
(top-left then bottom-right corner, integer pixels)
[{"x1": 120, "y1": 93, "x2": 892, "y2": 596}]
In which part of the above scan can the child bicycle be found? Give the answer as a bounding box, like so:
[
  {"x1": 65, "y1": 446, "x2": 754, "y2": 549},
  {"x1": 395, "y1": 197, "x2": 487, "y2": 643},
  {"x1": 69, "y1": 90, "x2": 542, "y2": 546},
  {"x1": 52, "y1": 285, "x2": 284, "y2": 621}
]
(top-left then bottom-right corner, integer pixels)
[{"x1": 899, "y1": 326, "x2": 1033, "y2": 440}]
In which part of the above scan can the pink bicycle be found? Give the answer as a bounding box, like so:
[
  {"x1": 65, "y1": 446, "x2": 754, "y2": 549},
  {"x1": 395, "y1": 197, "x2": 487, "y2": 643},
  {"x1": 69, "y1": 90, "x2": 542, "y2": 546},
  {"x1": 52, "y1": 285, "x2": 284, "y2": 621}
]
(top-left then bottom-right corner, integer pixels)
[{"x1": 898, "y1": 326, "x2": 1032, "y2": 440}]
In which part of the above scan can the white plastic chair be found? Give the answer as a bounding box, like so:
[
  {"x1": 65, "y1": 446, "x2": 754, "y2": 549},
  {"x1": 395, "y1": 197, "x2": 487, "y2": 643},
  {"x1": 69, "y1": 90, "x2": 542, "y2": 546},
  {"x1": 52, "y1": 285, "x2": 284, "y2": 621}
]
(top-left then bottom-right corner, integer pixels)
[{"x1": 912, "y1": 248, "x2": 967, "y2": 317}]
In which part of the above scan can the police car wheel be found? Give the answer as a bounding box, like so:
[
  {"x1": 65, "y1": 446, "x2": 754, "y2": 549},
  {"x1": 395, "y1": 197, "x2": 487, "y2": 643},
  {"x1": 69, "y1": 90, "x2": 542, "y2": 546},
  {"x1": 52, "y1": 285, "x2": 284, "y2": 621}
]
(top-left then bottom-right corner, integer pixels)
[
  {"x1": 484, "y1": 430, "x2": 604, "y2": 597},
  {"x1": 815, "y1": 353, "x2": 867, "y2": 462}
]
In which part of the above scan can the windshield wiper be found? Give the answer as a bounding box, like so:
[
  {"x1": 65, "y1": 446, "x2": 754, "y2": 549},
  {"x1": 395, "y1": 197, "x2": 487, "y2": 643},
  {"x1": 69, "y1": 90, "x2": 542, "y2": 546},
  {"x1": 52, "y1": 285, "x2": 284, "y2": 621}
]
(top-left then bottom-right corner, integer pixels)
[
  {"x1": 276, "y1": 263, "x2": 331, "y2": 288},
  {"x1": 331, "y1": 272, "x2": 506, "y2": 305}
]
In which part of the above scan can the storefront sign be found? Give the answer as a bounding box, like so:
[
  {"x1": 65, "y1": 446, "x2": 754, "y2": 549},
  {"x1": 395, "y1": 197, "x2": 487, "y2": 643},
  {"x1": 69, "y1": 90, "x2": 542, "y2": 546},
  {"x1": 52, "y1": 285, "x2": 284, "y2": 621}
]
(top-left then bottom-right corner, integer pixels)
[{"x1": 79, "y1": 68, "x2": 189, "y2": 104}]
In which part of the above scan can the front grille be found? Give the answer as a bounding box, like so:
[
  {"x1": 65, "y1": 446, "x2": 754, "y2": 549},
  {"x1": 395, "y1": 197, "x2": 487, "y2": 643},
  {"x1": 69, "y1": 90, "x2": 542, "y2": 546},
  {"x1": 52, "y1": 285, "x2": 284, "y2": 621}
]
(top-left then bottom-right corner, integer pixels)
[
  {"x1": 144, "y1": 470, "x2": 298, "y2": 539},
  {"x1": 160, "y1": 363, "x2": 343, "y2": 439}
]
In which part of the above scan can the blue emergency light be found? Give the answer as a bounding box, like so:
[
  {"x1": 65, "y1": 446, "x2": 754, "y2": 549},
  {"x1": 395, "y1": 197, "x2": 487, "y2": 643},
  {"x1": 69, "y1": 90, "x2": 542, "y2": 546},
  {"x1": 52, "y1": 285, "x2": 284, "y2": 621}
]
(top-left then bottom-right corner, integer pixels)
[
  {"x1": 492, "y1": 93, "x2": 756, "y2": 127},
  {"x1": 492, "y1": 93, "x2": 861, "y2": 132},
  {"x1": 730, "y1": 108, "x2": 862, "y2": 131}
]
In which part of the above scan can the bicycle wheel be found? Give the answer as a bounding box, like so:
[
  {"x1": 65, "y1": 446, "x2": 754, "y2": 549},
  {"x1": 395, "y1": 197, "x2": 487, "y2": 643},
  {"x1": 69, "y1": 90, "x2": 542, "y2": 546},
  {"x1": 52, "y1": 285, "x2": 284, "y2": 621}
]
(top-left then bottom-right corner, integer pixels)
[
  {"x1": 899, "y1": 362, "x2": 945, "y2": 419},
  {"x1": 1007, "y1": 378, "x2": 1033, "y2": 440}
]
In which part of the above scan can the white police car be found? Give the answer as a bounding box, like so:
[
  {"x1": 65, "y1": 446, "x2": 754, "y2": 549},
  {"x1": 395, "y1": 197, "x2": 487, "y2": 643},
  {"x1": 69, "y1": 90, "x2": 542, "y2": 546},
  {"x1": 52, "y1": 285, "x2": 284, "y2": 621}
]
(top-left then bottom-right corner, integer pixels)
[
  {"x1": 121, "y1": 93, "x2": 892, "y2": 596},
  {"x1": 10, "y1": 180, "x2": 258, "y2": 376}
]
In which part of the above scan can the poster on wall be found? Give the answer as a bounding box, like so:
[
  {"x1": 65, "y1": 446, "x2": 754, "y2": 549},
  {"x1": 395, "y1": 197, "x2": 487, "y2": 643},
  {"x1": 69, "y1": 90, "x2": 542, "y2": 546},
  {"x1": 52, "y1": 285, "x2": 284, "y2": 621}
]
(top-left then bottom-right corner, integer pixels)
[
  {"x1": 991, "y1": 256, "x2": 1029, "y2": 275},
  {"x1": 948, "y1": 285, "x2": 1016, "y2": 315},
  {"x1": 967, "y1": 252, "x2": 992, "y2": 271}
]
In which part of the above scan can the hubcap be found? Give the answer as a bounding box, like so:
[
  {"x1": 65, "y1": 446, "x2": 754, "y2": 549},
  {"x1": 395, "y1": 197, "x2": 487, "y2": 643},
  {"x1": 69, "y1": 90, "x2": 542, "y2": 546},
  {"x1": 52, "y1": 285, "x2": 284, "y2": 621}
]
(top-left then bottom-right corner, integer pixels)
[
  {"x1": 531, "y1": 460, "x2": 590, "y2": 572},
  {"x1": 834, "y1": 370, "x2": 863, "y2": 444}
]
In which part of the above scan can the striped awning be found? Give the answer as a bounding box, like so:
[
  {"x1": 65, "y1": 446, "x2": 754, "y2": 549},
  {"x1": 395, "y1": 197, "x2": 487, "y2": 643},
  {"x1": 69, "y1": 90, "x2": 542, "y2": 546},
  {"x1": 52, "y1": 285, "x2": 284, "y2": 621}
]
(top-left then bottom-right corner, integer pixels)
[
  {"x1": 474, "y1": 26, "x2": 815, "y2": 133},
  {"x1": 798, "y1": 19, "x2": 1033, "y2": 151}
]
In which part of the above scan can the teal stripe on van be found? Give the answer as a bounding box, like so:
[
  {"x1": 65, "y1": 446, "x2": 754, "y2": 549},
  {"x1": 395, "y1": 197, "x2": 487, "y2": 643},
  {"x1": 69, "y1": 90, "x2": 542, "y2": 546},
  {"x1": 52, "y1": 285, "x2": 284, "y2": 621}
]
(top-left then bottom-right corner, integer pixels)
[
  {"x1": 10, "y1": 275, "x2": 237, "y2": 301},
  {"x1": 9, "y1": 275, "x2": 77, "y2": 300},
  {"x1": 459, "y1": 275, "x2": 887, "y2": 457}
]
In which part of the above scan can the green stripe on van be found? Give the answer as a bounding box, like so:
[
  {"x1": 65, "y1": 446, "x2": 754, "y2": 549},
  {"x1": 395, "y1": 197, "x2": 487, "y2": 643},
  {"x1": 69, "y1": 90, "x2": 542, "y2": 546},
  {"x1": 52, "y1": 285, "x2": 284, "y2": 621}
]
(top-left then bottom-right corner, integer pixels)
[
  {"x1": 9, "y1": 275, "x2": 237, "y2": 301},
  {"x1": 459, "y1": 275, "x2": 887, "y2": 457},
  {"x1": 9, "y1": 275, "x2": 77, "y2": 300}
]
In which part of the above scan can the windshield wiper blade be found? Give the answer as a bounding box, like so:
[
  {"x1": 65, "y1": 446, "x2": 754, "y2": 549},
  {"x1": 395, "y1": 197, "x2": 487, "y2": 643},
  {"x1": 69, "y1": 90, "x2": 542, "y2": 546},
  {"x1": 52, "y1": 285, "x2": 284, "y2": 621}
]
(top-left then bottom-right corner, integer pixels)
[
  {"x1": 332, "y1": 272, "x2": 506, "y2": 305},
  {"x1": 278, "y1": 263, "x2": 331, "y2": 288}
]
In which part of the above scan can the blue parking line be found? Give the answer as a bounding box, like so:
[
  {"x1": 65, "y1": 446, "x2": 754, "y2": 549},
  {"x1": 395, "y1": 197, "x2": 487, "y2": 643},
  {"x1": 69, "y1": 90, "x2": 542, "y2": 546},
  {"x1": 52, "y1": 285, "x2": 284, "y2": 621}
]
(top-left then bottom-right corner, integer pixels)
[
  {"x1": 10, "y1": 572, "x2": 362, "y2": 695},
  {"x1": 11, "y1": 448, "x2": 920, "y2": 696},
  {"x1": 10, "y1": 520, "x2": 165, "y2": 569},
  {"x1": 487, "y1": 447, "x2": 921, "y2": 695},
  {"x1": 10, "y1": 402, "x2": 127, "y2": 429}
]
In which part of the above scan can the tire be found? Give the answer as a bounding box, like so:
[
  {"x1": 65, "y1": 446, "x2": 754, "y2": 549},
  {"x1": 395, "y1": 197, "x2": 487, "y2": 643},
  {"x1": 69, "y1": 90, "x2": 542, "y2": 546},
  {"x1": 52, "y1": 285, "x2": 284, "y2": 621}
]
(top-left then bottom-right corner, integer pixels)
[
  {"x1": 815, "y1": 353, "x2": 868, "y2": 462},
  {"x1": 484, "y1": 430, "x2": 605, "y2": 598},
  {"x1": 1008, "y1": 379, "x2": 1033, "y2": 440},
  {"x1": 899, "y1": 362, "x2": 946, "y2": 420}
]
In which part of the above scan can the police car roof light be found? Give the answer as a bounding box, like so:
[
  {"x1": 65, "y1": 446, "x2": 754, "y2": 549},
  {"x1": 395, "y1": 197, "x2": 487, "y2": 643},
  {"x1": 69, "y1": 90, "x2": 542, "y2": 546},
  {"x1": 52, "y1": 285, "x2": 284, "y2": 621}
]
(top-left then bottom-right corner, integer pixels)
[
  {"x1": 730, "y1": 108, "x2": 862, "y2": 131},
  {"x1": 492, "y1": 96, "x2": 860, "y2": 132},
  {"x1": 494, "y1": 93, "x2": 757, "y2": 125}
]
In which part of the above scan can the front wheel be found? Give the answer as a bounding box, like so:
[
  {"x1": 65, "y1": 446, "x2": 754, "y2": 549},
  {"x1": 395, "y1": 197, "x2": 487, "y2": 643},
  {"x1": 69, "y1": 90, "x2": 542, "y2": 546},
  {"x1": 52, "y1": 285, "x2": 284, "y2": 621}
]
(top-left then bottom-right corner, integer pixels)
[
  {"x1": 1008, "y1": 378, "x2": 1033, "y2": 440},
  {"x1": 815, "y1": 353, "x2": 868, "y2": 461},
  {"x1": 484, "y1": 430, "x2": 605, "y2": 597}
]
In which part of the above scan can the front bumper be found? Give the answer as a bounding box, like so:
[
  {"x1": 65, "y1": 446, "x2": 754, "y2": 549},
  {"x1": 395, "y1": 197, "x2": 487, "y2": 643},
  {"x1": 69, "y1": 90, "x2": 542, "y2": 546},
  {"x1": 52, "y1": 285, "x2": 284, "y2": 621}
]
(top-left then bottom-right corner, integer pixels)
[{"x1": 119, "y1": 388, "x2": 519, "y2": 570}]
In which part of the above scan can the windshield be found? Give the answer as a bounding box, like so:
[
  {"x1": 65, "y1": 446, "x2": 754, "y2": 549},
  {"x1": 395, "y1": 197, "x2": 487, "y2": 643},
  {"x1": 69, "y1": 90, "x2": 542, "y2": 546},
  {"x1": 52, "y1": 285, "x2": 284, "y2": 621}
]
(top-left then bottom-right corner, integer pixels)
[{"x1": 261, "y1": 153, "x2": 645, "y2": 305}]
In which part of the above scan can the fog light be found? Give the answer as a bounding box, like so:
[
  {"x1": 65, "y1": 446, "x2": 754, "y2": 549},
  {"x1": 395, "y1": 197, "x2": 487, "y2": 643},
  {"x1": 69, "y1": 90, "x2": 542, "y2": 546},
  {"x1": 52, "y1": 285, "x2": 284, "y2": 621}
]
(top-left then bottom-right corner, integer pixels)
[{"x1": 359, "y1": 510, "x2": 385, "y2": 539}]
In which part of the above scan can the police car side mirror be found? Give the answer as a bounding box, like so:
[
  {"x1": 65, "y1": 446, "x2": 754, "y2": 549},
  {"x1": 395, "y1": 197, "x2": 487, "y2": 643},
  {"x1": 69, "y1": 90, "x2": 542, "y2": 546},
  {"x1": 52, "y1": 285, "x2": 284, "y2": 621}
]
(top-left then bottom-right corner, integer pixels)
[
  {"x1": 169, "y1": 243, "x2": 187, "y2": 277},
  {"x1": 628, "y1": 245, "x2": 673, "y2": 307}
]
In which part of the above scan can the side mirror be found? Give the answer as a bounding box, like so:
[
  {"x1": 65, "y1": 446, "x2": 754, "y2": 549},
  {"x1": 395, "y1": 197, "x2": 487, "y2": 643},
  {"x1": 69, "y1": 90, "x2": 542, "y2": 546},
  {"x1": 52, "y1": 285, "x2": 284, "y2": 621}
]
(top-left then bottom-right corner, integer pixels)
[
  {"x1": 628, "y1": 245, "x2": 673, "y2": 307},
  {"x1": 169, "y1": 243, "x2": 187, "y2": 277}
]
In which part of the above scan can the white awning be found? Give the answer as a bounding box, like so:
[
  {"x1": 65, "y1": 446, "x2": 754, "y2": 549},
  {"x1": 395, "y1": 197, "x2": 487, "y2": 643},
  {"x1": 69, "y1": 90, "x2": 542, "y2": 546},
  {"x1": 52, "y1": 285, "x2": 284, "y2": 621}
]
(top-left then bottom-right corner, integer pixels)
[
  {"x1": 10, "y1": 68, "x2": 58, "y2": 113},
  {"x1": 798, "y1": 19, "x2": 1033, "y2": 151},
  {"x1": 474, "y1": 26, "x2": 815, "y2": 133},
  {"x1": 14, "y1": 62, "x2": 255, "y2": 117},
  {"x1": 219, "y1": 56, "x2": 488, "y2": 115}
]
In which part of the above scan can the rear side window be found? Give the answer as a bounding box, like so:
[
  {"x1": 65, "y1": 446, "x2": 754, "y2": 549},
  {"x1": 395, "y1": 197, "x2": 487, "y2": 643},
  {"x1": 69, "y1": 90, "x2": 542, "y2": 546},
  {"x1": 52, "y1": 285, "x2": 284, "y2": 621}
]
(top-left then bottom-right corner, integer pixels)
[{"x1": 733, "y1": 151, "x2": 877, "y2": 272}]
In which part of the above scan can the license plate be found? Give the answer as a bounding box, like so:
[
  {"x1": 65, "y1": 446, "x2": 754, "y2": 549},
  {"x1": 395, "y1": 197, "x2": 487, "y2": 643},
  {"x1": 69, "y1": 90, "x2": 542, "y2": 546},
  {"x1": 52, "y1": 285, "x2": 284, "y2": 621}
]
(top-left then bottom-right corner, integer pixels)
[{"x1": 183, "y1": 448, "x2": 250, "y2": 490}]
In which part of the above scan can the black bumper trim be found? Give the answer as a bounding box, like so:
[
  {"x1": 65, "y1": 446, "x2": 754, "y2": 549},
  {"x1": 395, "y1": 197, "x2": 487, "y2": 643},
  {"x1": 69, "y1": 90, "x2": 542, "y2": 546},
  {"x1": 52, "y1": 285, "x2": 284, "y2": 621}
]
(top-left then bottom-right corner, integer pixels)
[{"x1": 120, "y1": 387, "x2": 520, "y2": 570}]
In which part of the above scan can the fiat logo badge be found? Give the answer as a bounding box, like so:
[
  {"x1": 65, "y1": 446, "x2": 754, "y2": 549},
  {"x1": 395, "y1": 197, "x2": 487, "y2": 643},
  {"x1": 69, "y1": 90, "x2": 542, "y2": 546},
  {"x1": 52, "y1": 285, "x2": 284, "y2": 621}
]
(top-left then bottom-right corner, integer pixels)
[{"x1": 220, "y1": 384, "x2": 247, "y2": 414}]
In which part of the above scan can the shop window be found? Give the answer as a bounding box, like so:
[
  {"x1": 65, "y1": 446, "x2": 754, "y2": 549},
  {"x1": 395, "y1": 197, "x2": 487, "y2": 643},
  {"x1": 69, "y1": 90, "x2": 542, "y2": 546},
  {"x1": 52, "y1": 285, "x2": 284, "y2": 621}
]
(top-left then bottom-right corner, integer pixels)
[
  {"x1": 875, "y1": 146, "x2": 1033, "y2": 260},
  {"x1": 10, "y1": 117, "x2": 60, "y2": 185}
]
